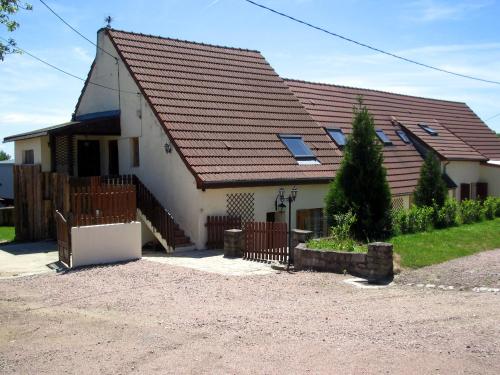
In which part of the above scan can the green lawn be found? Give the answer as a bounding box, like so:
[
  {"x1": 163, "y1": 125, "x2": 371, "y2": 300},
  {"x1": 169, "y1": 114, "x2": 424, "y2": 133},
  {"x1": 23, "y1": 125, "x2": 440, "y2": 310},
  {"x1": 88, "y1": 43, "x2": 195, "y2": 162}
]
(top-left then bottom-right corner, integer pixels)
[
  {"x1": 392, "y1": 218, "x2": 500, "y2": 268},
  {"x1": 0, "y1": 226, "x2": 15, "y2": 242}
]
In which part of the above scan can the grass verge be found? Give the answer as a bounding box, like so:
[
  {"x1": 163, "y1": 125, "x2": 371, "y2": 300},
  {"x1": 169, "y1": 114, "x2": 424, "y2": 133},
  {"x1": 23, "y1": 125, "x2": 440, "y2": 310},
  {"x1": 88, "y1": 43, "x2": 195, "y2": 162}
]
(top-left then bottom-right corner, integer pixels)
[
  {"x1": 0, "y1": 226, "x2": 15, "y2": 242},
  {"x1": 391, "y1": 218, "x2": 500, "y2": 268}
]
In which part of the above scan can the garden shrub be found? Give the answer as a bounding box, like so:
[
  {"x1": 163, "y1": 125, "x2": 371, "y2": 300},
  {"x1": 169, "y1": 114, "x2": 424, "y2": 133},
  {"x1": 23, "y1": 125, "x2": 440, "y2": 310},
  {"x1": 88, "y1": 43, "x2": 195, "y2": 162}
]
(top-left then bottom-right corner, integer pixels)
[
  {"x1": 392, "y1": 205, "x2": 434, "y2": 234},
  {"x1": 413, "y1": 152, "x2": 448, "y2": 208},
  {"x1": 482, "y1": 197, "x2": 497, "y2": 220},
  {"x1": 434, "y1": 198, "x2": 460, "y2": 228},
  {"x1": 327, "y1": 211, "x2": 357, "y2": 252},
  {"x1": 460, "y1": 199, "x2": 483, "y2": 224}
]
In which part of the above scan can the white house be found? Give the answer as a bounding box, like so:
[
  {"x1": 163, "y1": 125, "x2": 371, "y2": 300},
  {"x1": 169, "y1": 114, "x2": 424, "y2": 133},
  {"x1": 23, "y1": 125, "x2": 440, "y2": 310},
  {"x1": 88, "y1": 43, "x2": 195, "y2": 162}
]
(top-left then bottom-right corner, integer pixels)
[{"x1": 4, "y1": 28, "x2": 500, "y2": 250}]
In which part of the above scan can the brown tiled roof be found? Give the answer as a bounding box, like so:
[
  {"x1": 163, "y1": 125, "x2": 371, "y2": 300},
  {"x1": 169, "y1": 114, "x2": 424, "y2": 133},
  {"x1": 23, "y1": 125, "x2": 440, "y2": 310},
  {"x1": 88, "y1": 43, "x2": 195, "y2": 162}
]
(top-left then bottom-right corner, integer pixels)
[
  {"x1": 105, "y1": 29, "x2": 499, "y2": 193},
  {"x1": 394, "y1": 117, "x2": 486, "y2": 161},
  {"x1": 285, "y1": 79, "x2": 500, "y2": 193},
  {"x1": 106, "y1": 29, "x2": 341, "y2": 188},
  {"x1": 285, "y1": 80, "x2": 429, "y2": 195}
]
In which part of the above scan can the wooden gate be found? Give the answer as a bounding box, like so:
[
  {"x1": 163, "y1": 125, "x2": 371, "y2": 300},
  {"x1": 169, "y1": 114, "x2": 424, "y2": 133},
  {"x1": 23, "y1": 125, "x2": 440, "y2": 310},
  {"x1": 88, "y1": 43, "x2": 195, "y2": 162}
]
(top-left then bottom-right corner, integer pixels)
[
  {"x1": 206, "y1": 215, "x2": 242, "y2": 249},
  {"x1": 55, "y1": 210, "x2": 71, "y2": 267},
  {"x1": 244, "y1": 221, "x2": 288, "y2": 262}
]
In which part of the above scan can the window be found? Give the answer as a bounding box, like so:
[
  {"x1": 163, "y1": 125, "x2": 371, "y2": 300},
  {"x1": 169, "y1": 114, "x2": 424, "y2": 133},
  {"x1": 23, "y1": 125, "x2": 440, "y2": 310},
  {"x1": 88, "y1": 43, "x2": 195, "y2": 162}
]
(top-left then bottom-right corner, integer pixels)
[
  {"x1": 279, "y1": 135, "x2": 316, "y2": 160},
  {"x1": 326, "y1": 128, "x2": 346, "y2": 148},
  {"x1": 376, "y1": 129, "x2": 392, "y2": 146},
  {"x1": 296, "y1": 208, "x2": 326, "y2": 238},
  {"x1": 419, "y1": 123, "x2": 438, "y2": 136},
  {"x1": 23, "y1": 149, "x2": 34, "y2": 164},
  {"x1": 396, "y1": 130, "x2": 411, "y2": 144},
  {"x1": 131, "y1": 137, "x2": 140, "y2": 167}
]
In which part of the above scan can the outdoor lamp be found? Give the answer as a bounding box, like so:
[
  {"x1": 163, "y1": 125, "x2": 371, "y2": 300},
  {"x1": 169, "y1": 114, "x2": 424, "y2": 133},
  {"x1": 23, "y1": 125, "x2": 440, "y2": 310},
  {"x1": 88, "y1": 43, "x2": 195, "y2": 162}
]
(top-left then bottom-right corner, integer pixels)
[
  {"x1": 164, "y1": 142, "x2": 172, "y2": 154},
  {"x1": 278, "y1": 187, "x2": 285, "y2": 203},
  {"x1": 290, "y1": 186, "x2": 298, "y2": 201}
]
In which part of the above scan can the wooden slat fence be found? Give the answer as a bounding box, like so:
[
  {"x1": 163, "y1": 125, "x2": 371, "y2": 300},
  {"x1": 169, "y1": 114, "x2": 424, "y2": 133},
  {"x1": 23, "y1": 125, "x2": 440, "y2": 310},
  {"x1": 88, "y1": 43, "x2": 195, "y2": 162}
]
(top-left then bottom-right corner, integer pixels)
[
  {"x1": 134, "y1": 176, "x2": 176, "y2": 250},
  {"x1": 206, "y1": 215, "x2": 242, "y2": 249},
  {"x1": 55, "y1": 210, "x2": 71, "y2": 267},
  {"x1": 14, "y1": 165, "x2": 70, "y2": 241},
  {"x1": 244, "y1": 221, "x2": 288, "y2": 262},
  {"x1": 71, "y1": 184, "x2": 136, "y2": 226}
]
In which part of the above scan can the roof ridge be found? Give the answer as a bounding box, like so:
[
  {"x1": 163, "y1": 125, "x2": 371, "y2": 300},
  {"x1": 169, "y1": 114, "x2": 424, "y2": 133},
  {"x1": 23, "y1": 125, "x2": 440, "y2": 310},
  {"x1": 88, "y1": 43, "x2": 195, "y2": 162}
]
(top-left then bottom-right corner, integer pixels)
[
  {"x1": 105, "y1": 28, "x2": 262, "y2": 54},
  {"x1": 283, "y1": 77, "x2": 466, "y2": 105}
]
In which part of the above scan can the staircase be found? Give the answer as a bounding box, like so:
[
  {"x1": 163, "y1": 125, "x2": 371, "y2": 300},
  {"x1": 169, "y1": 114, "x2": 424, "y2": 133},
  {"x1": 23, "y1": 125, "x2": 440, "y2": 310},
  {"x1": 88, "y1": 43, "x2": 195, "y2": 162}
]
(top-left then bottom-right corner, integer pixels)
[{"x1": 132, "y1": 176, "x2": 195, "y2": 253}]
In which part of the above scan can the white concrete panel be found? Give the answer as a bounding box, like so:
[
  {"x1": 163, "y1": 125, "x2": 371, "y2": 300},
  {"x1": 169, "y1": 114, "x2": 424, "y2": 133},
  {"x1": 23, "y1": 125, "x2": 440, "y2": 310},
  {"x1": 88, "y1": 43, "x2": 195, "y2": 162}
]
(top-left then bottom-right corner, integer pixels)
[
  {"x1": 71, "y1": 222, "x2": 141, "y2": 267},
  {"x1": 479, "y1": 164, "x2": 500, "y2": 197}
]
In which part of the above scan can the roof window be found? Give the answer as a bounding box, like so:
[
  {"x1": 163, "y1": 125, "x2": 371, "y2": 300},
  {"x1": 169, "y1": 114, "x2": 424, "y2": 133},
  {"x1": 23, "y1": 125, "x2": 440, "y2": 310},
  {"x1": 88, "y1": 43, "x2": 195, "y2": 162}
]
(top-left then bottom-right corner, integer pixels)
[
  {"x1": 326, "y1": 128, "x2": 346, "y2": 148},
  {"x1": 279, "y1": 134, "x2": 316, "y2": 161},
  {"x1": 419, "y1": 123, "x2": 438, "y2": 136},
  {"x1": 396, "y1": 130, "x2": 411, "y2": 144},
  {"x1": 376, "y1": 129, "x2": 393, "y2": 146}
]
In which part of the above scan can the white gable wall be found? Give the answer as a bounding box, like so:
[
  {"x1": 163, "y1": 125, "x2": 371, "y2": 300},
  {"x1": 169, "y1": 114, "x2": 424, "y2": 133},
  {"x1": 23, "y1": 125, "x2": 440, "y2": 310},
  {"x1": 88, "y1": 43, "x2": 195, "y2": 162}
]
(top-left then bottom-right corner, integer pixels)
[{"x1": 75, "y1": 31, "x2": 204, "y2": 248}]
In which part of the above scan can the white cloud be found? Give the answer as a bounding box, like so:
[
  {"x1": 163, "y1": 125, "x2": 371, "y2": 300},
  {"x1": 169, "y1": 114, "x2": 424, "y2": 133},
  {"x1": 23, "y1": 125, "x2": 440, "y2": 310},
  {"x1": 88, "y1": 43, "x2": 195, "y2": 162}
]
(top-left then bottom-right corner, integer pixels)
[
  {"x1": 405, "y1": 0, "x2": 493, "y2": 22},
  {"x1": 72, "y1": 46, "x2": 94, "y2": 63}
]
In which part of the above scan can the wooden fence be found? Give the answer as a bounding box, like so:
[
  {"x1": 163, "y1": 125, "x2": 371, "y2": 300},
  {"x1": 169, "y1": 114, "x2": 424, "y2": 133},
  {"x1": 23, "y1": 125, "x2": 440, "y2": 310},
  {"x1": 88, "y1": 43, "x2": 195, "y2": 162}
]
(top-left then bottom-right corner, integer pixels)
[
  {"x1": 135, "y1": 176, "x2": 176, "y2": 250},
  {"x1": 71, "y1": 184, "x2": 136, "y2": 226},
  {"x1": 14, "y1": 165, "x2": 70, "y2": 241},
  {"x1": 244, "y1": 221, "x2": 288, "y2": 262},
  {"x1": 206, "y1": 215, "x2": 242, "y2": 249},
  {"x1": 55, "y1": 210, "x2": 71, "y2": 267}
]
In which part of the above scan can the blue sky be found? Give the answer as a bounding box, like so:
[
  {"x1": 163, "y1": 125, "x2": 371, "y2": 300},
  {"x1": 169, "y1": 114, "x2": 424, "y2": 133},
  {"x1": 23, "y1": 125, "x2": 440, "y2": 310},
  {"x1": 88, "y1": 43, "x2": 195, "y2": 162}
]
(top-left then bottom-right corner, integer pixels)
[{"x1": 1, "y1": 0, "x2": 500, "y2": 156}]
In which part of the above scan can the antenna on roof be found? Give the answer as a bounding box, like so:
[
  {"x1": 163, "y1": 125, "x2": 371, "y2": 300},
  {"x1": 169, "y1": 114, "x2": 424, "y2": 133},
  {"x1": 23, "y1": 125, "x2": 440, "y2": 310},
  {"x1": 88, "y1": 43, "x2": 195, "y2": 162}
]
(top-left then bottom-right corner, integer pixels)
[{"x1": 104, "y1": 15, "x2": 113, "y2": 29}]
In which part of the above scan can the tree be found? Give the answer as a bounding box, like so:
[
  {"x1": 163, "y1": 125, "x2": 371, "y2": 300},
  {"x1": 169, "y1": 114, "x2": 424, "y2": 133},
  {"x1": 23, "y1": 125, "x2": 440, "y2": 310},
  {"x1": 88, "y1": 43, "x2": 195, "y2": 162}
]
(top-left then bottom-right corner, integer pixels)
[
  {"x1": 325, "y1": 98, "x2": 392, "y2": 241},
  {"x1": 0, "y1": 150, "x2": 11, "y2": 160},
  {"x1": 1, "y1": 0, "x2": 32, "y2": 61},
  {"x1": 413, "y1": 152, "x2": 447, "y2": 207}
]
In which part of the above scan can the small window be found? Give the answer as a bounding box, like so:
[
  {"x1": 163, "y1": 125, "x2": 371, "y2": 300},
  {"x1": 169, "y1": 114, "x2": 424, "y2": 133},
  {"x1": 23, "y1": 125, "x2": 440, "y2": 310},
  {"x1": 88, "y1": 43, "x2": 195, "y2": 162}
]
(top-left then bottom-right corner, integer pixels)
[
  {"x1": 131, "y1": 137, "x2": 140, "y2": 167},
  {"x1": 279, "y1": 135, "x2": 316, "y2": 160},
  {"x1": 376, "y1": 129, "x2": 393, "y2": 146},
  {"x1": 419, "y1": 123, "x2": 438, "y2": 136},
  {"x1": 23, "y1": 149, "x2": 34, "y2": 164},
  {"x1": 326, "y1": 128, "x2": 346, "y2": 148},
  {"x1": 396, "y1": 130, "x2": 411, "y2": 144}
]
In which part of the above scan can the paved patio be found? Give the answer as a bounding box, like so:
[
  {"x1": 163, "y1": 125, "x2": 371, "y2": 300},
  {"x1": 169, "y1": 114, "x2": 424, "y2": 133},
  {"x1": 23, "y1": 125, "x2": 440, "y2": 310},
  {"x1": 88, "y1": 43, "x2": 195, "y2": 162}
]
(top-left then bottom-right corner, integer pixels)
[
  {"x1": 0, "y1": 241, "x2": 58, "y2": 279},
  {"x1": 143, "y1": 249, "x2": 279, "y2": 276}
]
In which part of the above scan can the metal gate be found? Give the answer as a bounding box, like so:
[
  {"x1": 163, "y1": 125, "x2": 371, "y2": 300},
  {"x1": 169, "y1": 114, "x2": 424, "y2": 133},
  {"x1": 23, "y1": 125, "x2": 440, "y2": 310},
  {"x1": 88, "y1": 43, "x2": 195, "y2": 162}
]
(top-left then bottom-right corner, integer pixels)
[
  {"x1": 55, "y1": 210, "x2": 71, "y2": 267},
  {"x1": 243, "y1": 221, "x2": 288, "y2": 262}
]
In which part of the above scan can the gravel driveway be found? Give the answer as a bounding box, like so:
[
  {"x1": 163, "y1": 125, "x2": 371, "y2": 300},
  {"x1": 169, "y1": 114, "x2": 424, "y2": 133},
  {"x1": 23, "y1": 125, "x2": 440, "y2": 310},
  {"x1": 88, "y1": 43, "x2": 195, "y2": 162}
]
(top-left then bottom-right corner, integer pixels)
[
  {"x1": 396, "y1": 249, "x2": 500, "y2": 290},
  {"x1": 1, "y1": 259, "x2": 499, "y2": 374}
]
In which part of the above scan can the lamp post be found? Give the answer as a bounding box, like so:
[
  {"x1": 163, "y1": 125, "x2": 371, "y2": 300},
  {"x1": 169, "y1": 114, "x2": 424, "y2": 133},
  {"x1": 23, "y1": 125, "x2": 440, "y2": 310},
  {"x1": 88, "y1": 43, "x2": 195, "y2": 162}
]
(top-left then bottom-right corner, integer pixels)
[{"x1": 276, "y1": 186, "x2": 298, "y2": 268}]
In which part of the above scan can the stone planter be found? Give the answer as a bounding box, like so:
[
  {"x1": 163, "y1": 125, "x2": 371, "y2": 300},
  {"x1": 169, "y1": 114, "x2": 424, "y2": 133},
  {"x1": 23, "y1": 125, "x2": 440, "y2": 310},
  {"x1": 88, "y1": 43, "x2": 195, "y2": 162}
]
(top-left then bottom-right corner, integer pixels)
[{"x1": 294, "y1": 242, "x2": 393, "y2": 283}]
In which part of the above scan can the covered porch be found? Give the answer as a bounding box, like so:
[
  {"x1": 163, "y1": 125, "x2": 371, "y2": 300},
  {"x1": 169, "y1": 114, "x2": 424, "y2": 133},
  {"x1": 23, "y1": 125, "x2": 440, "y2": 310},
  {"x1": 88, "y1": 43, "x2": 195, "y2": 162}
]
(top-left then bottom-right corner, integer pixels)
[{"x1": 5, "y1": 110, "x2": 122, "y2": 177}]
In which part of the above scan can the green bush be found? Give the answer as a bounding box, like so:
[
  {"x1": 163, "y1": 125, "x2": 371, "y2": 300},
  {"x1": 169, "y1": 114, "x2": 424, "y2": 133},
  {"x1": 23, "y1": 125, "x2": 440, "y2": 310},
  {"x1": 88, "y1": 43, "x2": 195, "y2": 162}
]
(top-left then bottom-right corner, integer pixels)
[
  {"x1": 434, "y1": 198, "x2": 460, "y2": 228},
  {"x1": 483, "y1": 197, "x2": 497, "y2": 220},
  {"x1": 460, "y1": 199, "x2": 483, "y2": 224},
  {"x1": 327, "y1": 211, "x2": 358, "y2": 252},
  {"x1": 392, "y1": 205, "x2": 434, "y2": 234}
]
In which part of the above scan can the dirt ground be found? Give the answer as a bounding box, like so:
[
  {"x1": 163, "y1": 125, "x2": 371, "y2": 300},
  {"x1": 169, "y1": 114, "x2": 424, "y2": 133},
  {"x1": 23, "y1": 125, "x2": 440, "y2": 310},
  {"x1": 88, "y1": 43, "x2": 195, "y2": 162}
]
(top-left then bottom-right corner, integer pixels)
[
  {"x1": 1, "y1": 259, "x2": 499, "y2": 375},
  {"x1": 396, "y1": 249, "x2": 500, "y2": 289}
]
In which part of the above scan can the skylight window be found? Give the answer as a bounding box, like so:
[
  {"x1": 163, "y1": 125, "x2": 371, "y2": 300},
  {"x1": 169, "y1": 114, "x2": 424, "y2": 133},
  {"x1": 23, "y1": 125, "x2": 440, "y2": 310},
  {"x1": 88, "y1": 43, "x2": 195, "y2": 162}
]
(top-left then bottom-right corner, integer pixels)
[
  {"x1": 279, "y1": 134, "x2": 316, "y2": 160},
  {"x1": 396, "y1": 130, "x2": 411, "y2": 144},
  {"x1": 419, "y1": 123, "x2": 438, "y2": 136},
  {"x1": 326, "y1": 128, "x2": 346, "y2": 148},
  {"x1": 376, "y1": 129, "x2": 393, "y2": 146}
]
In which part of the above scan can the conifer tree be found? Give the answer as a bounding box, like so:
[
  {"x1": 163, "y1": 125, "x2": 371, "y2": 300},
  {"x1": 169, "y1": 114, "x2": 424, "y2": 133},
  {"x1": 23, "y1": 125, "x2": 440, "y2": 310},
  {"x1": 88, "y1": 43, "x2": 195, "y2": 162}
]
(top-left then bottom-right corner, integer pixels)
[
  {"x1": 413, "y1": 152, "x2": 447, "y2": 207},
  {"x1": 325, "y1": 98, "x2": 392, "y2": 240}
]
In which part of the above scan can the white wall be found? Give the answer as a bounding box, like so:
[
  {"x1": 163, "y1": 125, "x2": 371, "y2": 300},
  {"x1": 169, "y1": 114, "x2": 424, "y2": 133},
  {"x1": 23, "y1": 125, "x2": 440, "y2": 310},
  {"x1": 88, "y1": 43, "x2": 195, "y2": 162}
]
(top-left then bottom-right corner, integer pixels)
[
  {"x1": 14, "y1": 136, "x2": 51, "y2": 172},
  {"x1": 199, "y1": 184, "x2": 329, "y2": 248},
  {"x1": 71, "y1": 222, "x2": 141, "y2": 267},
  {"x1": 445, "y1": 161, "x2": 481, "y2": 200},
  {"x1": 75, "y1": 31, "x2": 203, "y2": 247},
  {"x1": 480, "y1": 164, "x2": 500, "y2": 197}
]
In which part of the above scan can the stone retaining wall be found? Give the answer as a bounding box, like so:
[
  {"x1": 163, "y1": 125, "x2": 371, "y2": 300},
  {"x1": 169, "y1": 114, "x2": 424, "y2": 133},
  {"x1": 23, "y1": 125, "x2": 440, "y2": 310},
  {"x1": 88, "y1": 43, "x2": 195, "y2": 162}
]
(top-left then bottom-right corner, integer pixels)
[{"x1": 294, "y1": 242, "x2": 393, "y2": 283}]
